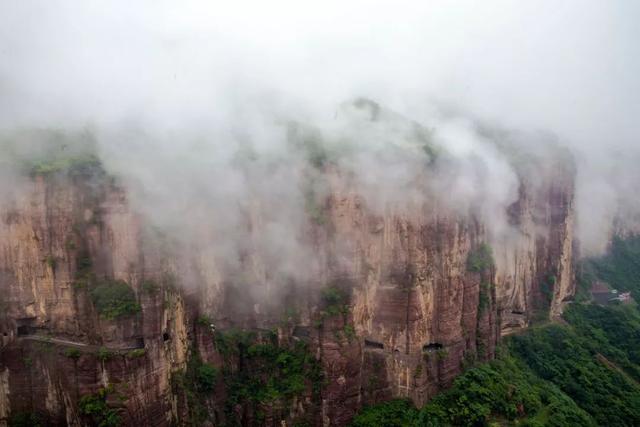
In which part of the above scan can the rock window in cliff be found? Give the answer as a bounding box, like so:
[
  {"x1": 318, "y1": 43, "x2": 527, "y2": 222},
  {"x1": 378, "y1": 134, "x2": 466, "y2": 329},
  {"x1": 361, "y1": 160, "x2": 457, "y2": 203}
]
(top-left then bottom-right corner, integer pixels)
[
  {"x1": 511, "y1": 310, "x2": 525, "y2": 315},
  {"x1": 163, "y1": 332, "x2": 170, "y2": 341},
  {"x1": 423, "y1": 342, "x2": 443, "y2": 353},
  {"x1": 364, "y1": 339, "x2": 384, "y2": 349},
  {"x1": 17, "y1": 325, "x2": 31, "y2": 336}
]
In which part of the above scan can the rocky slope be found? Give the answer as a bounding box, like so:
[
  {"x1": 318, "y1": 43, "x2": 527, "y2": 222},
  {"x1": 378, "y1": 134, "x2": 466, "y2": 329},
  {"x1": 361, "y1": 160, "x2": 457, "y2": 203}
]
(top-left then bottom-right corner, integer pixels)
[{"x1": 0, "y1": 132, "x2": 575, "y2": 426}]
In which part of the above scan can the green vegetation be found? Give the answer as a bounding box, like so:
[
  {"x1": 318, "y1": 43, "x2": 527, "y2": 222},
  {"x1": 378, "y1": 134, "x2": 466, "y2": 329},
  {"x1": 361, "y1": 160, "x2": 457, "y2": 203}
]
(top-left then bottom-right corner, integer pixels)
[
  {"x1": 44, "y1": 255, "x2": 57, "y2": 270},
  {"x1": 176, "y1": 330, "x2": 322, "y2": 426},
  {"x1": 287, "y1": 121, "x2": 330, "y2": 169},
  {"x1": 215, "y1": 330, "x2": 322, "y2": 425},
  {"x1": 72, "y1": 252, "x2": 94, "y2": 291},
  {"x1": 563, "y1": 304, "x2": 640, "y2": 380},
  {"x1": 352, "y1": 399, "x2": 419, "y2": 427},
  {"x1": 64, "y1": 348, "x2": 81, "y2": 359},
  {"x1": 29, "y1": 153, "x2": 102, "y2": 177},
  {"x1": 423, "y1": 350, "x2": 594, "y2": 427},
  {"x1": 196, "y1": 362, "x2": 219, "y2": 392},
  {"x1": 97, "y1": 347, "x2": 114, "y2": 362},
  {"x1": 170, "y1": 352, "x2": 214, "y2": 426},
  {"x1": 343, "y1": 324, "x2": 356, "y2": 342},
  {"x1": 213, "y1": 328, "x2": 257, "y2": 358},
  {"x1": 223, "y1": 337, "x2": 322, "y2": 423},
  {"x1": 197, "y1": 315, "x2": 213, "y2": 327},
  {"x1": 8, "y1": 412, "x2": 43, "y2": 427},
  {"x1": 126, "y1": 349, "x2": 146, "y2": 359},
  {"x1": 466, "y1": 243, "x2": 494, "y2": 273},
  {"x1": 304, "y1": 183, "x2": 327, "y2": 225},
  {"x1": 511, "y1": 311, "x2": 640, "y2": 426},
  {"x1": 478, "y1": 282, "x2": 493, "y2": 314},
  {"x1": 320, "y1": 285, "x2": 350, "y2": 317},
  {"x1": 65, "y1": 237, "x2": 77, "y2": 250},
  {"x1": 89, "y1": 279, "x2": 140, "y2": 320},
  {"x1": 78, "y1": 388, "x2": 121, "y2": 427},
  {"x1": 0, "y1": 128, "x2": 104, "y2": 178},
  {"x1": 581, "y1": 235, "x2": 640, "y2": 300},
  {"x1": 141, "y1": 279, "x2": 159, "y2": 295}
]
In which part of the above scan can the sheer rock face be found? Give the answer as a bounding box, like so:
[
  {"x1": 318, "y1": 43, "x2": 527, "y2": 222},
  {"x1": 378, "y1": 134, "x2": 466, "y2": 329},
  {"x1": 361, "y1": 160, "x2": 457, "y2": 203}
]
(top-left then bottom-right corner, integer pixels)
[{"x1": 0, "y1": 161, "x2": 574, "y2": 426}]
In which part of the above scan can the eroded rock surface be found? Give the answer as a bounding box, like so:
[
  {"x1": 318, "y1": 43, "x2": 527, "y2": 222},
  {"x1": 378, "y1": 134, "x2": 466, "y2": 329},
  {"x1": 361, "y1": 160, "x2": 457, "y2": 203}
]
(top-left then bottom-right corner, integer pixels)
[{"x1": 0, "y1": 152, "x2": 575, "y2": 426}]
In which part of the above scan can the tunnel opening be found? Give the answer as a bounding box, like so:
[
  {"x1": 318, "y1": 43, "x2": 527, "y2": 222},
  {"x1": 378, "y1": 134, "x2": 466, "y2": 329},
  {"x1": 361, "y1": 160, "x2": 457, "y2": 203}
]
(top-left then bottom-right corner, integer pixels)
[
  {"x1": 511, "y1": 310, "x2": 525, "y2": 315},
  {"x1": 422, "y1": 342, "x2": 443, "y2": 353},
  {"x1": 16, "y1": 318, "x2": 36, "y2": 337},
  {"x1": 162, "y1": 332, "x2": 170, "y2": 342},
  {"x1": 134, "y1": 337, "x2": 145, "y2": 348},
  {"x1": 293, "y1": 326, "x2": 311, "y2": 339},
  {"x1": 364, "y1": 339, "x2": 384, "y2": 350},
  {"x1": 17, "y1": 325, "x2": 31, "y2": 336}
]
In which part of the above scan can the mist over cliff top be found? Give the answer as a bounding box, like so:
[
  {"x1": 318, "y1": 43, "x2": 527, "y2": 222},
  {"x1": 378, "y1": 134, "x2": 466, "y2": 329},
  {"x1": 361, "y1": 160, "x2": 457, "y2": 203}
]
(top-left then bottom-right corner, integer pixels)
[{"x1": 0, "y1": 0, "x2": 638, "y2": 255}]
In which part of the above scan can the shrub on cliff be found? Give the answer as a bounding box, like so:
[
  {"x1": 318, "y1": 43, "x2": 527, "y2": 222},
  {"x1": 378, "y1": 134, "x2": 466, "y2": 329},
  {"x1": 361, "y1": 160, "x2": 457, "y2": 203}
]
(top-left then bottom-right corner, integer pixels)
[
  {"x1": 196, "y1": 363, "x2": 219, "y2": 392},
  {"x1": 467, "y1": 243, "x2": 495, "y2": 273},
  {"x1": 351, "y1": 399, "x2": 419, "y2": 427},
  {"x1": 89, "y1": 279, "x2": 140, "y2": 320},
  {"x1": 320, "y1": 285, "x2": 350, "y2": 317},
  {"x1": 29, "y1": 153, "x2": 102, "y2": 177},
  {"x1": 79, "y1": 388, "x2": 121, "y2": 427},
  {"x1": 8, "y1": 412, "x2": 43, "y2": 427}
]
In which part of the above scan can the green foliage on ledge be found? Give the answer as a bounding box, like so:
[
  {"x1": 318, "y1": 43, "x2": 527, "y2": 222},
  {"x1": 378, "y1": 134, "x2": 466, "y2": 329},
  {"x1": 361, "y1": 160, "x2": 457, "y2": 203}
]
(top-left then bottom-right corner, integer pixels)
[
  {"x1": 170, "y1": 351, "x2": 218, "y2": 426},
  {"x1": 78, "y1": 387, "x2": 121, "y2": 427},
  {"x1": 89, "y1": 279, "x2": 140, "y2": 320},
  {"x1": 28, "y1": 153, "x2": 102, "y2": 177},
  {"x1": 0, "y1": 128, "x2": 104, "y2": 178},
  {"x1": 222, "y1": 338, "x2": 322, "y2": 423},
  {"x1": 320, "y1": 285, "x2": 350, "y2": 317},
  {"x1": 351, "y1": 399, "x2": 419, "y2": 427},
  {"x1": 219, "y1": 330, "x2": 322, "y2": 423},
  {"x1": 466, "y1": 243, "x2": 495, "y2": 273},
  {"x1": 64, "y1": 348, "x2": 81, "y2": 359}
]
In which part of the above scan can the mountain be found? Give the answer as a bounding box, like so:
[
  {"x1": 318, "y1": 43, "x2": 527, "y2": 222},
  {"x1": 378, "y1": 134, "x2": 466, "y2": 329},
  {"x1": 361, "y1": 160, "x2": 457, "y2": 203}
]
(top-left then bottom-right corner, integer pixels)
[{"x1": 0, "y1": 107, "x2": 576, "y2": 426}]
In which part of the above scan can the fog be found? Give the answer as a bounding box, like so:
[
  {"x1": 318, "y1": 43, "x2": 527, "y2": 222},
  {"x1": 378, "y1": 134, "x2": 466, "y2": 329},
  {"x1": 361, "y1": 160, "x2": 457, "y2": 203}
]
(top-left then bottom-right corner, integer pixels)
[{"x1": 1, "y1": 0, "x2": 639, "y2": 258}]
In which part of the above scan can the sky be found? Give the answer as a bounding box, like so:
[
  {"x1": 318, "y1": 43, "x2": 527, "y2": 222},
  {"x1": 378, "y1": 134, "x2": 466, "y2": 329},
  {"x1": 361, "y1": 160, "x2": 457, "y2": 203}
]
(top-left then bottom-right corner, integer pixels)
[{"x1": 0, "y1": 0, "x2": 639, "y2": 254}]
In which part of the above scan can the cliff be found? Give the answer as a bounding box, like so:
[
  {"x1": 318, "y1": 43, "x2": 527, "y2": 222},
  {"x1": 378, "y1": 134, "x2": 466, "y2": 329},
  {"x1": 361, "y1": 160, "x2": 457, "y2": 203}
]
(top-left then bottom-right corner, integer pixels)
[{"x1": 0, "y1": 131, "x2": 575, "y2": 426}]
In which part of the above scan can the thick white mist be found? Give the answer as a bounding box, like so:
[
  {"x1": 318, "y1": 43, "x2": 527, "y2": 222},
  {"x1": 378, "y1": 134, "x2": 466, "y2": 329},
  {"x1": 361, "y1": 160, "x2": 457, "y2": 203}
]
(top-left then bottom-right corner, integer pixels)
[{"x1": 1, "y1": 0, "x2": 639, "y2": 253}]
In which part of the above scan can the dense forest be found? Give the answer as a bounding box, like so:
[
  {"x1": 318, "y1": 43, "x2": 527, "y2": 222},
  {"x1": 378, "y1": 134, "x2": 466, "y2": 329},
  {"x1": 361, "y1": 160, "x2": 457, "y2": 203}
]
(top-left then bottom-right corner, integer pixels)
[{"x1": 352, "y1": 236, "x2": 640, "y2": 427}]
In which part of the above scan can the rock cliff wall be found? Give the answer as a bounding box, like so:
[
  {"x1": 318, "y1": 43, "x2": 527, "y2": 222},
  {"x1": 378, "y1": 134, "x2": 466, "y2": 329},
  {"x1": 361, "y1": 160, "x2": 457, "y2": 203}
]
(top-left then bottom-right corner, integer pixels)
[{"x1": 0, "y1": 152, "x2": 575, "y2": 426}]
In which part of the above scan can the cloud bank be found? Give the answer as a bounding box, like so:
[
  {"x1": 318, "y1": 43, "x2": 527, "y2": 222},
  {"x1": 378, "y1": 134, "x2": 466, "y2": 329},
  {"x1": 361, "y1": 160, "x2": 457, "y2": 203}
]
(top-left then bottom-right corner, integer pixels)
[{"x1": 1, "y1": 0, "x2": 639, "y2": 256}]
